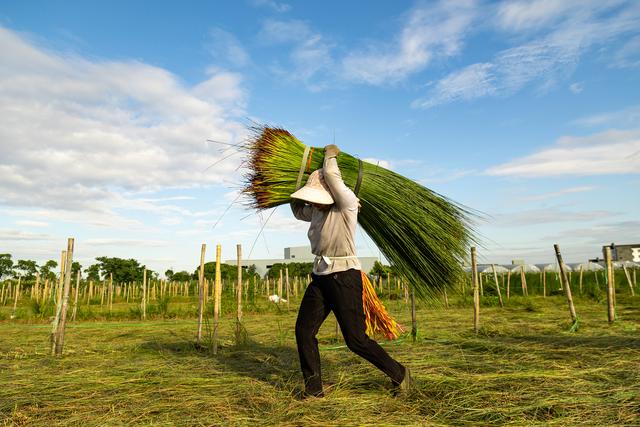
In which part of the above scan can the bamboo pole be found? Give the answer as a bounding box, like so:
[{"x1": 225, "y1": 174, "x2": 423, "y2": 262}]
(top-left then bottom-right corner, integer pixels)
[
  {"x1": 491, "y1": 264, "x2": 504, "y2": 307},
  {"x1": 579, "y1": 265, "x2": 584, "y2": 294},
  {"x1": 108, "y1": 272, "x2": 113, "y2": 313},
  {"x1": 53, "y1": 238, "x2": 74, "y2": 356},
  {"x1": 471, "y1": 247, "x2": 479, "y2": 333},
  {"x1": 236, "y1": 244, "x2": 243, "y2": 340},
  {"x1": 520, "y1": 266, "x2": 528, "y2": 296},
  {"x1": 50, "y1": 250, "x2": 67, "y2": 351},
  {"x1": 604, "y1": 247, "x2": 615, "y2": 323},
  {"x1": 506, "y1": 269, "x2": 511, "y2": 299},
  {"x1": 142, "y1": 269, "x2": 147, "y2": 320},
  {"x1": 213, "y1": 244, "x2": 222, "y2": 354},
  {"x1": 479, "y1": 272, "x2": 484, "y2": 296},
  {"x1": 71, "y1": 270, "x2": 80, "y2": 321},
  {"x1": 410, "y1": 285, "x2": 417, "y2": 342},
  {"x1": 554, "y1": 244, "x2": 577, "y2": 326},
  {"x1": 285, "y1": 266, "x2": 290, "y2": 311},
  {"x1": 11, "y1": 277, "x2": 21, "y2": 318},
  {"x1": 542, "y1": 269, "x2": 547, "y2": 297},
  {"x1": 278, "y1": 269, "x2": 283, "y2": 297},
  {"x1": 196, "y1": 243, "x2": 206, "y2": 344},
  {"x1": 623, "y1": 265, "x2": 634, "y2": 296},
  {"x1": 34, "y1": 273, "x2": 40, "y2": 303}
]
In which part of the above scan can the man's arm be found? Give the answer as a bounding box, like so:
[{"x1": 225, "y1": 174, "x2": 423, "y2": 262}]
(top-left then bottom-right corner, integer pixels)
[
  {"x1": 322, "y1": 145, "x2": 358, "y2": 209},
  {"x1": 290, "y1": 200, "x2": 312, "y2": 222}
]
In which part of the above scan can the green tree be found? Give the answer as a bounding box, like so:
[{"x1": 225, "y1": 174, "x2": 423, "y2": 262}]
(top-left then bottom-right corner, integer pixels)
[
  {"x1": 197, "y1": 262, "x2": 239, "y2": 282},
  {"x1": 15, "y1": 259, "x2": 38, "y2": 280},
  {"x1": 95, "y1": 257, "x2": 145, "y2": 283},
  {"x1": 39, "y1": 260, "x2": 58, "y2": 281},
  {"x1": 370, "y1": 260, "x2": 391, "y2": 277},
  {"x1": 165, "y1": 269, "x2": 174, "y2": 281},
  {"x1": 266, "y1": 262, "x2": 313, "y2": 280},
  {"x1": 71, "y1": 261, "x2": 82, "y2": 278},
  {"x1": 171, "y1": 271, "x2": 191, "y2": 282},
  {"x1": 84, "y1": 264, "x2": 101, "y2": 281},
  {"x1": 0, "y1": 254, "x2": 14, "y2": 280}
]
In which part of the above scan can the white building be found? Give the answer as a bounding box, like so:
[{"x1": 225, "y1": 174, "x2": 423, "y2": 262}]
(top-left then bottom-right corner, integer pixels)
[{"x1": 225, "y1": 245, "x2": 379, "y2": 277}]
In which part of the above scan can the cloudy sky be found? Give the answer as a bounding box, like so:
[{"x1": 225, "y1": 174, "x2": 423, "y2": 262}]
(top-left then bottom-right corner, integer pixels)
[{"x1": 1, "y1": 0, "x2": 639, "y2": 275}]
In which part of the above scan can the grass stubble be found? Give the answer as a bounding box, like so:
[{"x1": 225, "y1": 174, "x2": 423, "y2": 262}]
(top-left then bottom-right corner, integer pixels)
[{"x1": 1, "y1": 295, "x2": 639, "y2": 426}]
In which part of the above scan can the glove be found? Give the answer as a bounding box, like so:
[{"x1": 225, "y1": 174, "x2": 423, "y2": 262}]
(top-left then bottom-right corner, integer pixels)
[{"x1": 324, "y1": 144, "x2": 340, "y2": 158}]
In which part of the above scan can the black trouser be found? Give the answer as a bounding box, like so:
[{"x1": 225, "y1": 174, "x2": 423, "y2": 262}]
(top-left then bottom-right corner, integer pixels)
[{"x1": 295, "y1": 269, "x2": 405, "y2": 395}]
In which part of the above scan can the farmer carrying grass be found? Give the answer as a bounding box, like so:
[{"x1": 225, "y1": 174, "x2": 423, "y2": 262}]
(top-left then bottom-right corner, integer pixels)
[{"x1": 290, "y1": 144, "x2": 413, "y2": 398}]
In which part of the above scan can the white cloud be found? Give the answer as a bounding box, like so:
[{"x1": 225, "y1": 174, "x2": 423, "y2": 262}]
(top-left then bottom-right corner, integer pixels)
[
  {"x1": 486, "y1": 129, "x2": 640, "y2": 177},
  {"x1": 518, "y1": 186, "x2": 596, "y2": 202},
  {"x1": 250, "y1": 0, "x2": 291, "y2": 13},
  {"x1": 572, "y1": 105, "x2": 640, "y2": 128},
  {"x1": 612, "y1": 34, "x2": 640, "y2": 68},
  {"x1": 84, "y1": 238, "x2": 169, "y2": 247},
  {"x1": 15, "y1": 220, "x2": 49, "y2": 228},
  {"x1": 492, "y1": 208, "x2": 612, "y2": 226},
  {"x1": 0, "y1": 229, "x2": 53, "y2": 241},
  {"x1": 412, "y1": 63, "x2": 495, "y2": 108},
  {"x1": 342, "y1": 0, "x2": 476, "y2": 85},
  {"x1": 0, "y1": 26, "x2": 247, "y2": 223},
  {"x1": 415, "y1": 1, "x2": 640, "y2": 107},
  {"x1": 260, "y1": 19, "x2": 334, "y2": 89},
  {"x1": 207, "y1": 28, "x2": 250, "y2": 67},
  {"x1": 496, "y1": 0, "x2": 577, "y2": 31},
  {"x1": 569, "y1": 82, "x2": 584, "y2": 94},
  {"x1": 362, "y1": 158, "x2": 391, "y2": 170}
]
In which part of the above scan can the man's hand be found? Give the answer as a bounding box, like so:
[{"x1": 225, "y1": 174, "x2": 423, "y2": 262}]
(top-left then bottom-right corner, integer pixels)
[{"x1": 324, "y1": 144, "x2": 340, "y2": 158}]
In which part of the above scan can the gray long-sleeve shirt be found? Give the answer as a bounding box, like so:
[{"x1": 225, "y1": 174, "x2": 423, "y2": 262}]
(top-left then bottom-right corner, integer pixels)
[{"x1": 291, "y1": 155, "x2": 361, "y2": 275}]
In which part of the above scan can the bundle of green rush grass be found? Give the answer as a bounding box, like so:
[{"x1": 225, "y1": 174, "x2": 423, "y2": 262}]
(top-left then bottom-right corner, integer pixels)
[{"x1": 243, "y1": 126, "x2": 476, "y2": 303}]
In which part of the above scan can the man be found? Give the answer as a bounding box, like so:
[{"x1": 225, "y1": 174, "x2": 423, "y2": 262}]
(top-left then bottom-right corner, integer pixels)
[{"x1": 290, "y1": 144, "x2": 412, "y2": 398}]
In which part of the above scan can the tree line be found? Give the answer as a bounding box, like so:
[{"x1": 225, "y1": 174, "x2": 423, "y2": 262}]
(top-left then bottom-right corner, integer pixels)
[{"x1": 1, "y1": 253, "x2": 390, "y2": 283}]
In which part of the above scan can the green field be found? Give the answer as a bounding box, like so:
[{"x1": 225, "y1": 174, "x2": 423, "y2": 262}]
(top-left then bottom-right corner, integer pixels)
[{"x1": 2, "y1": 288, "x2": 639, "y2": 426}]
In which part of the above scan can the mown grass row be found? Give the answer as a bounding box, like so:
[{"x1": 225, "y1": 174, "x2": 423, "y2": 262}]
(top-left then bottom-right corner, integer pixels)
[{"x1": 2, "y1": 293, "x2": 639, "y2": 425}]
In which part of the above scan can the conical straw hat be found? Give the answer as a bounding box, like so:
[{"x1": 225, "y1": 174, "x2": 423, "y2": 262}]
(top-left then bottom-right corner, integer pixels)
[{"x1": 290, "y1": 169, "x2": 334, "y2": 205}]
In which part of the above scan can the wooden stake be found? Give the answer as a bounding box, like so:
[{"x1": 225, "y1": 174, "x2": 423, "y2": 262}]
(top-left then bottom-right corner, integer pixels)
[
  {"x1": 579, "y1": 265, "x2": 584, "y2": 294},
  {"x1": 285, "y1": 266, "x2": 290, "y2": 311},
  {"x1": 53, "y1": 238, "x2": 74, "y2": 356},
  {"x1": 471, "y1": 247, "x2": 479, "y2": 333},
  {"x1": 236, "y1": 244, "x2": 243, "y2": 339},
  {"x1": 197, "y1": 243, "x2": 206, "y2": 344},
  {"x1": 11, "y1": 277, "x2": 21, "y2": 318},
  {"x1": 71, "y1": 270, "x2": 80, "y2": 321},
  {"x1": 506, "y1": 269, "x2": 511, "y2": 299},
  {"x1": 491, "y1": 264, "x2": 504, "y2": 307},
  {"x1": 109, "y1": 272, "x2": 113, "y2": 313},
  {"x1": 542, "y1": 269, "x2": 547, "y2": 297},
  {"x1": 520, "y1": 266, "x2": 528, "y2": 296},
  {"x1": 213, "y1": 244, "x2": 222, "y2": 354},
  {"x1": 554, "y1": 244, "x2": 577, "y2": 326},
  {"x1": 142, "y1": 269, "x2": 147, "y2": 320},
  {"x1": 50, "y1": 250, "x2": 67, "y2": 352},
  {"x1": 410, "y1": 285, "x2": 417, "y2": 342},
  {"x1": 603, "y1": 247, "x2": 615, "y2": 323},
  {"x1": 34, "y1": 273, "x2": 40, "y2": 303},
  {"x1": 623, "y1": 265, "x2": 635, "y2": 296}
]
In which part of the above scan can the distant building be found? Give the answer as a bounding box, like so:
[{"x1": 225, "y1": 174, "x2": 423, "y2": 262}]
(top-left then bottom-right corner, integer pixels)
[
  {"x1": 225, "y1": 245, "x2": 380, "y2": 277},
  {"x1": 600, "y1": 243, "x2": 640, "y2": 263}
]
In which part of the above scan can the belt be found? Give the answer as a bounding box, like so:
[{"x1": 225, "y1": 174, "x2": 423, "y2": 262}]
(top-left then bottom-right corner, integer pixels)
[{"x1": 315, "y1": 254, "x2": 359, "y2": 267}]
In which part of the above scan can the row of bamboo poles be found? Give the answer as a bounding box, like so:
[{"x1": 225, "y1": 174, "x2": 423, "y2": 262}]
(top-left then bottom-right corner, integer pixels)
[
  {"x1": 470, "y1": 244, "x2": 633, "y2": 333},
  {"x1": 3, "y1": 240, "x2": 637, "y2": 354}
]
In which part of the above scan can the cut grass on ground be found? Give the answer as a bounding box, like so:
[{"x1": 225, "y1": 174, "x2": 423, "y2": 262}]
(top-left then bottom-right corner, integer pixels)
[{"x1": 2, "y1": 296, "x2": 639, "y2": 426}]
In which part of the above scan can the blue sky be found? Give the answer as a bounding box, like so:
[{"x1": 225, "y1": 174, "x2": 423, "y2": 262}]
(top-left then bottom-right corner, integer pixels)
[{"x1": 1, "y1": 0, "x2": 639, "y2": 275}]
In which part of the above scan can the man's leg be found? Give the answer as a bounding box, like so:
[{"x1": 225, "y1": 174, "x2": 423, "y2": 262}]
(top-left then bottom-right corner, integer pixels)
[
  {"x1": 328, "y1": 270, "x2": 405, "y2": 385},
  {"x1": 295, "y1": 276, "x2": 331, "y2": 395}
]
